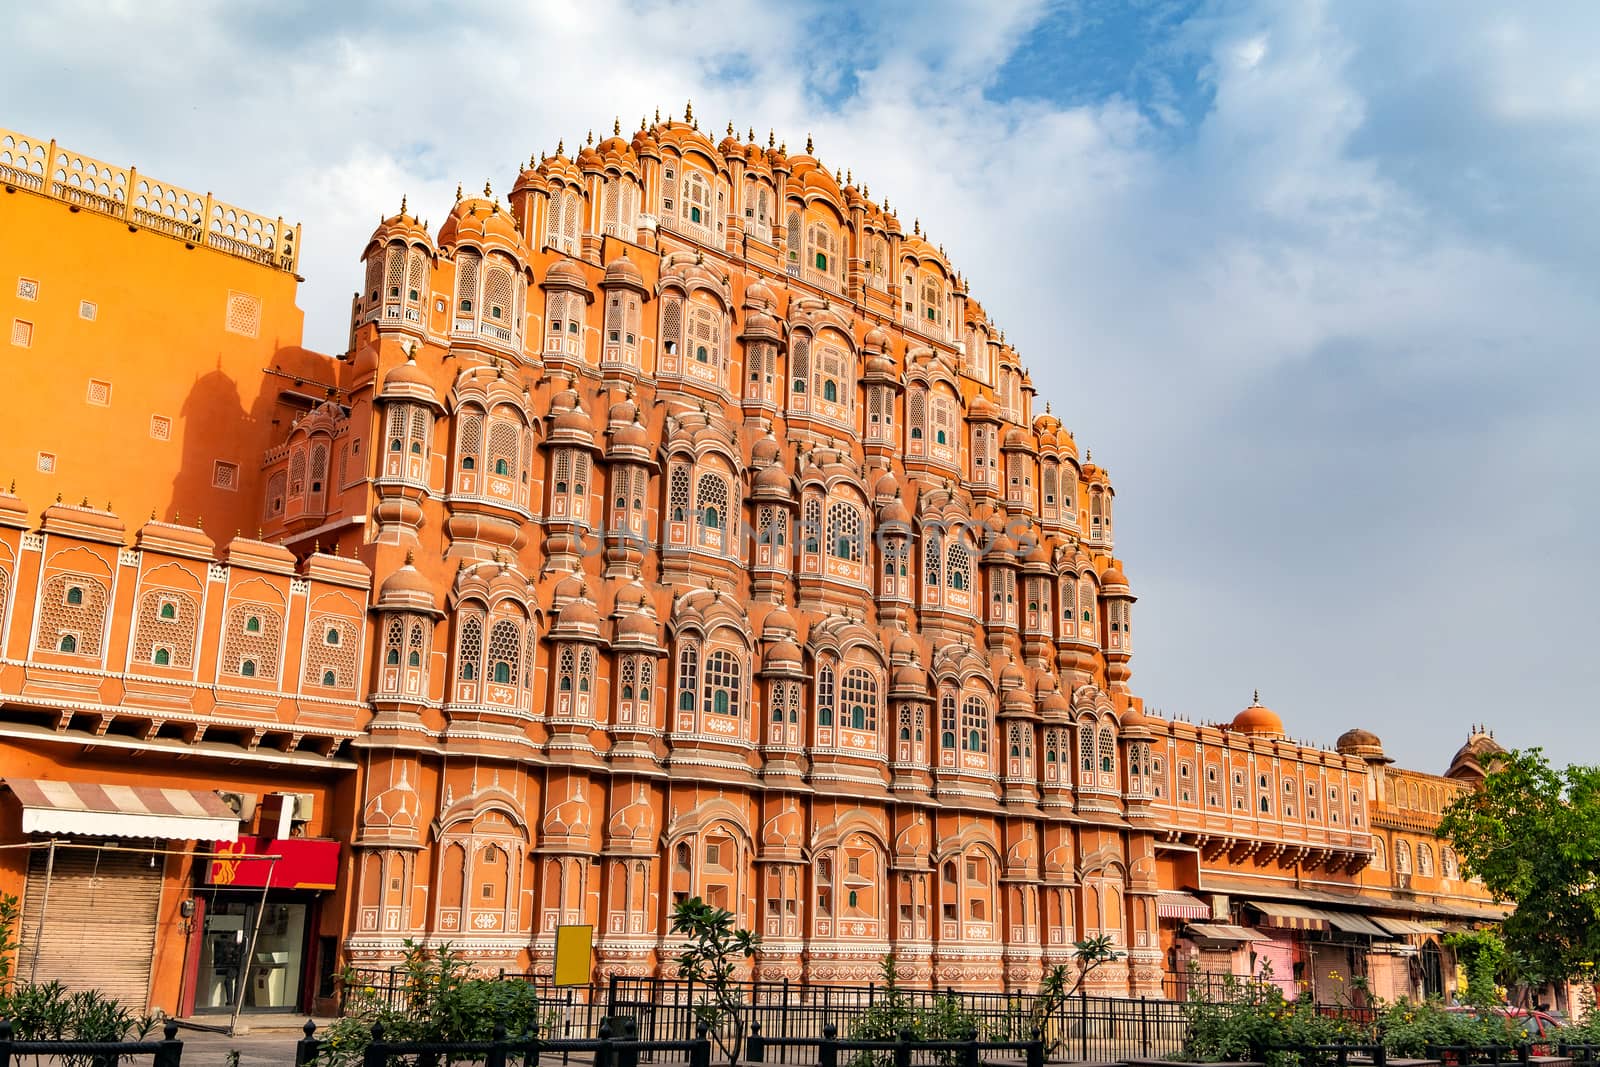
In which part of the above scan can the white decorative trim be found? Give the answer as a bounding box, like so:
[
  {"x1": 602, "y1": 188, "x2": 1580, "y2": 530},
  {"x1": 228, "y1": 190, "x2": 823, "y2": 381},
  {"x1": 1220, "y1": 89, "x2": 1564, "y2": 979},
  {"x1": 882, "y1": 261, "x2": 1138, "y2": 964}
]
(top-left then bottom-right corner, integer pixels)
[{"x1": 118, "y1": 548, "x2": 140, "y2": 568}]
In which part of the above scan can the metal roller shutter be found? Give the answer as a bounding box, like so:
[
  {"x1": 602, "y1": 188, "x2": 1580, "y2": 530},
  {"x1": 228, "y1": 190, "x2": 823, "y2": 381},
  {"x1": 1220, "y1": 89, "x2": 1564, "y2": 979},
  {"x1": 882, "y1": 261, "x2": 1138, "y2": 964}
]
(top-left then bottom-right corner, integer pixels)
[{"x1": 17, "y1": 846, "x2": 162, "y2": 1008}]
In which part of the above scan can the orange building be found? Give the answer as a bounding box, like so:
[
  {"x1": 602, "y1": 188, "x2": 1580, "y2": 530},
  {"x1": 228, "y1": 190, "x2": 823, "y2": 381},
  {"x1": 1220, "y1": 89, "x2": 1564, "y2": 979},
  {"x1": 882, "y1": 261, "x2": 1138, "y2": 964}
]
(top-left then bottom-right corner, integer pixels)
[{"x1": 0, "y1": 118, "x2": 1502, "y2": 1018}]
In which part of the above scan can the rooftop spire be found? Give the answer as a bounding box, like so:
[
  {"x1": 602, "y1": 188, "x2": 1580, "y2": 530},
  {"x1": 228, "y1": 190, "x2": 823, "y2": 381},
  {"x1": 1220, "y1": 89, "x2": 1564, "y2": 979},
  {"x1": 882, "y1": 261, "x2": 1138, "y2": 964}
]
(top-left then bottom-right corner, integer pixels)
[
  {"x1": 614, "y1": 116, "x2": 621, "y2": 135},
  {"x1": 806, "y1": 133, "x2": 814, "y2": 154},
  {"x1": 399, "y1": 193, "x2": 406, "y2": 215},
  {"x1": 586, "y1": 129, "x2": 594, "y2": 145},
  {"x1": 684, "y1": 99, "x2": 694, "y2": 123}
]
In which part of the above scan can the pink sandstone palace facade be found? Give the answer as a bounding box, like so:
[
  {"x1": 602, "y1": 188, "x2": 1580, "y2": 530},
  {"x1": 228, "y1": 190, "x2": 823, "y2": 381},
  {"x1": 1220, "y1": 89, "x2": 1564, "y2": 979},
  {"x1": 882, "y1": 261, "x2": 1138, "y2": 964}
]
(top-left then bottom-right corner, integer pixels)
[{"x1": 0, "y1": 116, "x2": 1506, "y2": 1018}]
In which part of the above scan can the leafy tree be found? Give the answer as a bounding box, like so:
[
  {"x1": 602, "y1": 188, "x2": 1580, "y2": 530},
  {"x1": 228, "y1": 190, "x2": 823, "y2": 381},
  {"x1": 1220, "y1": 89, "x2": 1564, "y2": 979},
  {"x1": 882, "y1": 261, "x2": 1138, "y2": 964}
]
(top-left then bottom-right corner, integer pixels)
[
  {"x1": 670, "y1": 896, "x2": 761, "y2": 1067},
  {"x1": 1436, "y1": 748, "x2": 1600, "y2": 984},
  {"x1": 1443, "y1": 929, "x2": 1509, "y2": 1007}
]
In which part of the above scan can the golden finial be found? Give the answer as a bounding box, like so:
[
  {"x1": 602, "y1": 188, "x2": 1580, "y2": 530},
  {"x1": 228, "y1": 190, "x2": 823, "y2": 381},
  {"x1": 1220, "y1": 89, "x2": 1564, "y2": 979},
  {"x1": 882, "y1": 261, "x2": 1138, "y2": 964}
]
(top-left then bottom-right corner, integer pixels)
[
  {"x1": 530, "y1": 152, "x2": 537, "y2": 169},
  {"x1": 455, "y1": 183, "x2": 462, "y2": 201},
  {"x1": 150, "y1": 507, "x2": 157, "y2": 520},
  {"x1": 405, "y1": 549, "x2": 415, "y2": 566},
  {"x1": 914, "y1": 218, "x2": 920, "y2": 235},
  {"x1": 684, "y1": 99, "x2": 694, "y2": 123},
  {"x1": 613, "y1": 117, "x2": 621, "y2": 136},
  {"x1": 556, "y1": 139, "x2": 564, "y2": 155},
  {"x1": 640, "y1": 115, "x2": 647, "y2": 131},
  {"x1": 256, "y1": 527, "x2": 263, "y2": 539},
  {"x1": 483, "y1": 179, "x2": 492, "y2": 198},
  {"x1": 863, "y1": 184, "x2": 869, "y2": 197},
  {"x1": 1253, "y1": 689, "x2": 1261, "y2": 704},
  {"x1": 399, "y1": 194, "x2": 407, "y2": 215},
  {"x1": 768, "y1": 129, "x2": 775, "y2": 148},
  {"x1": 726, "y1": 121, "x2": 734, "y2": 137},
  {"x1": 587, "y1": 129, "x2": 594, "y2": 145},
  {"x1": 834, "y1": 169, "x2": 841, "y2": 184},
  {"x1": 846, "y1": 169, "x2": 852, "y2": 184},
  {"x1": 1046, "y1": 401, "x2": 1052, "y2": 414},
  {"x1": 654, "y1": 107, "x2": 661, "y2": 123},
  {"x1": 779, "y1": 142, "x2": 786, "y2": 154},
  {"x1": 805, "y1": 133, "x2": 814, "y2": 154},
  {"x1": 748, "y1": 127, "x2": 756, "y2": 141},
  {"x1": 196, "y1": 515, "x2": 204, "y2": 529},
  {"x1": 105, "y1": 501, "x2": 111, "y2": 512},
  {"x1": 80, "y1": 496, "x2": 89, "y2": 507}
]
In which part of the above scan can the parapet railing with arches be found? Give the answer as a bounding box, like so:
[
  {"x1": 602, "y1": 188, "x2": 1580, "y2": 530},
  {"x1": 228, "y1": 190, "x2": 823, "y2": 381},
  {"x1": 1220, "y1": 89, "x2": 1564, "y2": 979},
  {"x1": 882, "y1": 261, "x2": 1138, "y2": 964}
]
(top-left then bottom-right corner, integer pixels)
[{"x1": 0, "y1": 128, "x2": 301, "y2": 275}]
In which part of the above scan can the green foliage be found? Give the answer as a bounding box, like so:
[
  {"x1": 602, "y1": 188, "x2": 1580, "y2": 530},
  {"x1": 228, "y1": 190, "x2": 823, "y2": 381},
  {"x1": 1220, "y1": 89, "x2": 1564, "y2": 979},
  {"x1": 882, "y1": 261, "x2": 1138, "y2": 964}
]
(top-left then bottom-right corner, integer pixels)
[
  {"x1": 1377, "y1": 1000, "x2": 1517, "y2": 1058},
  {"x1": 1444, "y1": 929, "x2": 1510, "y2": 1007},
  {"x1": 669, "y1": 896, "x2": 761, "y2": 1067},
  {"x1": 0, "y1": 980, "x2": 156, "y2": 1067},
  {"x1": 1437, "y1": 748, "x2": 1600, "y2": 983},
  {"x1": 0, "y1": 892, "x2": 19, "y2": 995},
  {"x1": 1178, "y1": 961, "x2": 1367, "y2": 1065},
  {"x1": 846, "y1": 955, "x2": 979, "y2": 1067},
  {"x1": 316, "y1": 940, "x2": 540, "y2": 1066},
  {"x1": 1554, "y1": 984, "x2": 1600, "y2": 1045}
]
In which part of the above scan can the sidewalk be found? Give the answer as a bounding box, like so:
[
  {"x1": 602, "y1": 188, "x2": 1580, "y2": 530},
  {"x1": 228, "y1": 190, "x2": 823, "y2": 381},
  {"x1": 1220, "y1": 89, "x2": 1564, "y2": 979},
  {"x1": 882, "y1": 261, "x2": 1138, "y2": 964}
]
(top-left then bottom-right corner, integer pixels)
[{"x1": 174, "y1": 1018, "x2": 331, "y2": 1067}]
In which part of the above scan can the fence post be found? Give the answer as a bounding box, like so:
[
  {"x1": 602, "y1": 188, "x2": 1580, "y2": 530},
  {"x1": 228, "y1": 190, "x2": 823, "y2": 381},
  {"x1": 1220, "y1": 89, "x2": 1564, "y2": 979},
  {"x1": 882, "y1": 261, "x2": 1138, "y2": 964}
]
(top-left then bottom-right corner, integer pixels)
[
  {"x1": 597, "y1": 1017, "x2": 615, "y2": 1067},
  {"x1": 1080, "y1": 992, "x2": 1089, "y2": 1063},
  {"x1": 896, "y1": 1029, "x2": 915, "y2": 1067},
  {"x1": 962, "y1": 1029, "x2": 979, "y2": 1067},
  {"x1": 294, "y1": 1019, "x2": 320, "y2": 1067},
  {"x1": 1027, "y1": 1028, "x2": 1044, "y2": 1067},
  {"x1": 155, "y1": 1018, "x2": 183, "y2": 1067},
  {"x1": 0, "y1": 1020, "x2": 10, "y2": 1067},
  {"x1": 1140, "y1": 994, "x2": 1150, "y2": 1055},
  {"x1": 748, "y1": 1020, "x2": 765, "y2": 1064},
  {"x1": 609, "y1": 971, "x2": 620, "y2": 1016},
  {"x1": 1518, "y1": 1043, "x2": 1531, "y2": 1066},
  {"x1": 691, "y1": 1020, "x2": 711, "y2": 1067},
  {"x1": 363, "y1": 1022, "x2": 387, "y2": 1067},
  {"x1": 821, "y1": 1023, "x2": 838, "y2": 1067},
  {"x1": 1372, "y1": 1041, "x2": 1385, "y2": 1067},
  {"x1": 486, "y1": 1022, "x2": 508, "y2": 1067}
]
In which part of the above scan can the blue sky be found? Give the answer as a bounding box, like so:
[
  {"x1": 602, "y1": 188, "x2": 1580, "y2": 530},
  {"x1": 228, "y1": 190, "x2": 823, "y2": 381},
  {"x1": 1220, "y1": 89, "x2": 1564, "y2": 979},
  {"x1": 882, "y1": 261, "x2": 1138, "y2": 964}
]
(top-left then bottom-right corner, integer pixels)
[{"x1": 6, "y1": 0, "x2": 1598, "y2": 770}]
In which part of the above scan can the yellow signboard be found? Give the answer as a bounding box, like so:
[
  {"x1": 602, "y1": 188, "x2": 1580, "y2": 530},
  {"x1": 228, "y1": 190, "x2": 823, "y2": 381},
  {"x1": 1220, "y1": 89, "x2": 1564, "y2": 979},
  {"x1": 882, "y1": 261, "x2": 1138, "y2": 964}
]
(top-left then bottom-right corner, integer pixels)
[{"x1": 553, "y1": 924, "x2": 593, "y2": 987}]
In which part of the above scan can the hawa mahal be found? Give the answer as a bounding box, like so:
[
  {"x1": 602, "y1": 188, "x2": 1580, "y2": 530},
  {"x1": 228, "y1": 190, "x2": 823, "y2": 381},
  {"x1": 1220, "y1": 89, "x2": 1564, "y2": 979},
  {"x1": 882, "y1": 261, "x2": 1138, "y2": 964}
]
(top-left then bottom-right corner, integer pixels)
[{"x1": 0, "y1": 114, "x2": 1504, "y2": 1017}]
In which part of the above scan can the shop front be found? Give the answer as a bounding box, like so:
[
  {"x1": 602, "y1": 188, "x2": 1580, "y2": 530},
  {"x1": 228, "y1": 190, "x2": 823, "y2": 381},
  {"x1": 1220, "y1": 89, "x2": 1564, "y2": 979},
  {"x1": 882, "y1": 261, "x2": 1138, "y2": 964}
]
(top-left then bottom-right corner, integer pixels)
[{"x1": 185, "y1": 834, "x2": 339, "y2": 1016}]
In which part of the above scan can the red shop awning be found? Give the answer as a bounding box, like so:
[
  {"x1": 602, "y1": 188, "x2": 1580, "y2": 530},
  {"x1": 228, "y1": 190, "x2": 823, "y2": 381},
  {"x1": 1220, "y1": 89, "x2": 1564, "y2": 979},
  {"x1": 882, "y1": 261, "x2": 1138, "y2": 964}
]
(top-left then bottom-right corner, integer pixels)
[{"x1": 205, "y1": 834, "x2": 339, "y2": 891}]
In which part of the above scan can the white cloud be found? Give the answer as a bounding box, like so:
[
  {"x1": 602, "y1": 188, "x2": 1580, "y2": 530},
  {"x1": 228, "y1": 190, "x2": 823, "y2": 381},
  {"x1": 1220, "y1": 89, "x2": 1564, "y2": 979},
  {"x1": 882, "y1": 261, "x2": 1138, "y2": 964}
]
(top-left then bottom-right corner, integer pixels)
[{"x1": 5, "y1": 0, "x2": 1599, "y2": 768}]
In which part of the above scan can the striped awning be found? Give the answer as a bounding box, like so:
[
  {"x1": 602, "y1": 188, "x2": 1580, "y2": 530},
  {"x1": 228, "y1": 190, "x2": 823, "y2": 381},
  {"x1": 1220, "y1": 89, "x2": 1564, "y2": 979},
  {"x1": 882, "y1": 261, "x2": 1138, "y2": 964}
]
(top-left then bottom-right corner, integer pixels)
[
  {"x1": 1158, "y1": 891, "x2": 1212, "y2": 919},
  {"x1": 3, "y1": 778, "x2": 239, "y2": 841},
  {"x1": 1186, "y1": 923, "x2": 1269, "y2": 943},
  {"x1": 1248, "y1": 900, "x2": 1333, "y2": 931},
  {"x1": 1374, "y1": 917, "x2": 1444, "y2": 937}
]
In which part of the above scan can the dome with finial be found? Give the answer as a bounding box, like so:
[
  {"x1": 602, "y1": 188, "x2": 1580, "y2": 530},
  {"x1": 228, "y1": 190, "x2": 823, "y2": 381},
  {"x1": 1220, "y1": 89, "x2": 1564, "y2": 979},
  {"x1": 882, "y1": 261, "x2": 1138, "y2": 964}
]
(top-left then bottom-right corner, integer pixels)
[
  {"x1": 603, "y1": 252, "x2": 648, "y2": 295},
  {"x1": 376, "y1": 552, "x2": 442, "y2": 615},
  {"x1": 1445, "y1": 726, "x2": 1506, "y2": 782},
  {"x1": 1335, "y1": 728, "x2": 1389, "y2": 763},
  {"x1": 437, "y1": 182, "x2": 527, "y2": 261},
  {"x1": 378, "y1": 353, "x2": 444, "y2": 409},
  {"x1": 1100, "y1": 559, "x2": 1131, "y2": 593},
  {"x1": 364, "y1": 196, "x2": 436, "y2": 256},
  {"x1": 1231, "y1": 691, "x2": 1286, "y2": 738}
]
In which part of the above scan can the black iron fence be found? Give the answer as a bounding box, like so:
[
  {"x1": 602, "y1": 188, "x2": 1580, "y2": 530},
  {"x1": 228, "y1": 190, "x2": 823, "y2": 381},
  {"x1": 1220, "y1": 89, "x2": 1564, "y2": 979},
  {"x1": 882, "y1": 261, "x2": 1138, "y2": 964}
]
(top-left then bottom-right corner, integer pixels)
[
  {"x1": 748, "y1": 1022, "x2": 1045, "y2": 1067},
  {"x1": 338, "y1": 970, "x2": 1191, "y2": 1062},
  {"x1": 296, "y1": 1018, "x2": 710, "y2": 1067},
  {"x1": 0, "y1": 1018, "x2": 184, "y2": 1066},
  {"x1": 1421, "y1": 1044, "x2": 1533, "y2": 1066},
  {"x1": 1558, "y1": 1042, "x2": 1600, "y2": 1065}
]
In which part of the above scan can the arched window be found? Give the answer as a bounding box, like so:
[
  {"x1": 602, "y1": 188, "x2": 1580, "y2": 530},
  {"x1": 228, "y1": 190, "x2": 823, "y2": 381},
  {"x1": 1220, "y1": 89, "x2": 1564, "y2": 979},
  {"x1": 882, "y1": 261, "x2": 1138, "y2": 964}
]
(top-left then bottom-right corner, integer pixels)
[
  {"x1": 946, "y1": 541, "x2": 971, "y2": 592},
  {"x1": 325, "y1": 628, "x2": 340, "y2": 646},
  {"x1": 696, "y1": 472, "x2": 729, "y2": 549},
  {"x1": 153, "y1": 647, "x2": 170, "y2": 665},
  {"x1": 817, "y1": 664, "x2": 835, "y2": 726},
  {"x1": 1098, "y1": 726, "x2": 1115, "y2": 773},
  {"x1": 159, "y1": 602, "x2": 176, "y2": 620},
  {"x1": 386, "y1": 647, "x2": 401, "y2": 666},
  {"x1": 240, "y1": 659, "x2": 257, "y2": 677},
  {"x1": 669, "y1": 464, "x2": 690, "y2": 524},
  {"x1": 1371, "y1": 837, "x2": 1386, "y2": 870},
  {"x1": 940, "y1": 693, "x2": 957, "y2": 750},
  {"x1": 58, "y1": 634, "x2": 76, "y2": 653},
  {"x1": 1395, "y1": 839, "x2": 1412, "y2": 874},
  {"x1": 487, "y1": 619, "x2": 521, "y2": 687},
  {"x1": 65, "y1": 586, "x2": 84, "y2": 606},
  {"x1": 826, "y1": 501, "x2": 863, "y2": 562},
  {"x1": 1418, "y1": 842, "x2": 1435, "y2": 878},
  {"x1": 704, "y1": 650, "x2": 741, "y2": 718},
  {"x1": 677, "y1": 643, "x2": 699, "y2": 711},
  {"x1": 457, "y1": 612, "x2": 482, "y2": 682},
  {"x1": 842, "y1": 668, "x2": 878, "y2": 731},
  {"x1": 961, "y1": 697, "x2": 990, "y2": 754},
  {"x1": 322, "y1": 669, "x2": 336, "y2": 686},
  {"x1": 924, "y1": 529, "x2": 943, "y2": 587},
  {"x1": 245, "y1": 615, "x2": 261, "y2": 633},
  {"x1": 1079, "y1": 723, "x2": 1095, "y2": 773}
]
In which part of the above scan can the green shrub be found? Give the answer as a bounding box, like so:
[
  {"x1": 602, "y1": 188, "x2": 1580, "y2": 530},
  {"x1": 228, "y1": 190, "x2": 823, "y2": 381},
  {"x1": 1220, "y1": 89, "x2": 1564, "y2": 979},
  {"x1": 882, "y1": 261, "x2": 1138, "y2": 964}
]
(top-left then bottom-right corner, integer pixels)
[{"x1": 317, "y1": 941, "x2": 540, "y2": 1065}]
